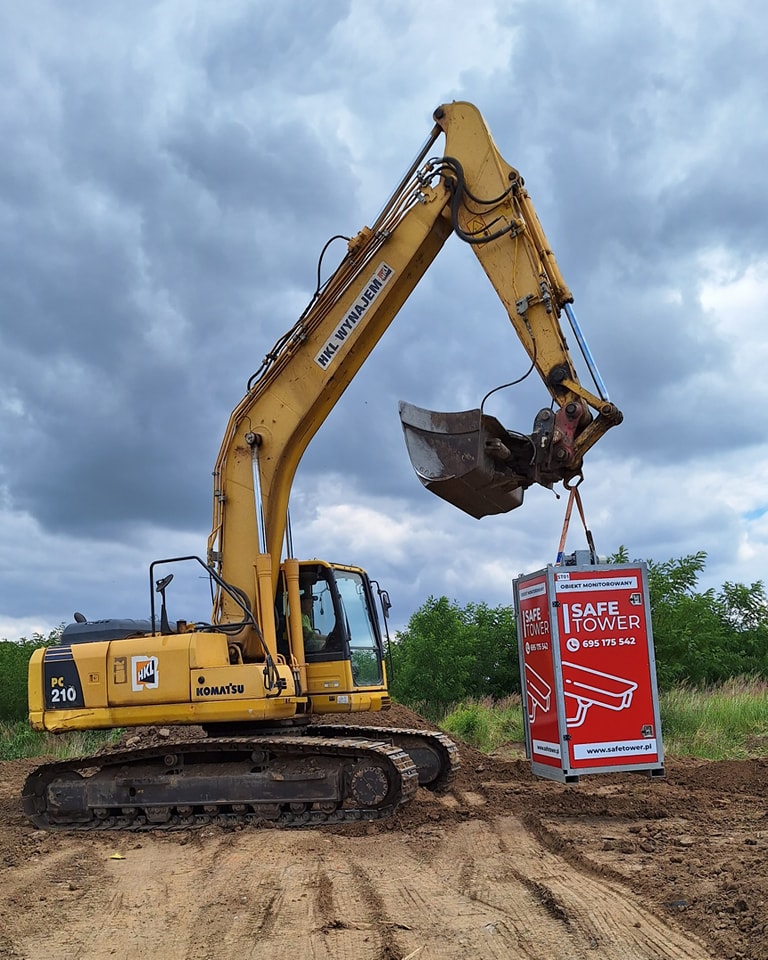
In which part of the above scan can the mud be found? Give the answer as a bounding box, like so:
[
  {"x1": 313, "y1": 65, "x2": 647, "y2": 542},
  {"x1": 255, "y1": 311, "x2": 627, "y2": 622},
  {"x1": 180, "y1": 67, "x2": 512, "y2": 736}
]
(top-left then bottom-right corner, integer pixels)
[{"x1": 1, "y1": 705, "x2": 766, "y2": 959}]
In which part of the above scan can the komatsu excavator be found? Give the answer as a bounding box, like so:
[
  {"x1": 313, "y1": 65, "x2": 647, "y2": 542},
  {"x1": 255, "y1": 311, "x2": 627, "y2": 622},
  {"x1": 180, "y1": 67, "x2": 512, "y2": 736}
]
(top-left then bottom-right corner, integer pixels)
[{"x1": 23, "y1": 102, "x2": 622, "y2": 831}]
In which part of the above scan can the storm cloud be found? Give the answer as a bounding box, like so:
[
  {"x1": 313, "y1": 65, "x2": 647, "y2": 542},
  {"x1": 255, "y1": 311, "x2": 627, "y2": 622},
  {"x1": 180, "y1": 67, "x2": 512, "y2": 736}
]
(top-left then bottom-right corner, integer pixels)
[{"x1": 2, "y1": 0, "x2": 768, "y2": 638}]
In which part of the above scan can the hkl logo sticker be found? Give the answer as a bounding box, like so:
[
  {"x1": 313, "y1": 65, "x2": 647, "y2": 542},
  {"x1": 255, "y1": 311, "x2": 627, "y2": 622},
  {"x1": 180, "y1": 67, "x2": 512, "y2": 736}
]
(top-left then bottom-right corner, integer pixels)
[{"x1": 131, "y1": 655, "x2": 159, "y2": 692}]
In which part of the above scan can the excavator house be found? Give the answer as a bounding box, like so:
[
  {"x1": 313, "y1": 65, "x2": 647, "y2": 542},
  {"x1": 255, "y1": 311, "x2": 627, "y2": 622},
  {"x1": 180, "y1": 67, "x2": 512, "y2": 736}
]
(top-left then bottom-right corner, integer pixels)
[{"x1": 23, "y1": 101, "x2": 621, "y2": 831}]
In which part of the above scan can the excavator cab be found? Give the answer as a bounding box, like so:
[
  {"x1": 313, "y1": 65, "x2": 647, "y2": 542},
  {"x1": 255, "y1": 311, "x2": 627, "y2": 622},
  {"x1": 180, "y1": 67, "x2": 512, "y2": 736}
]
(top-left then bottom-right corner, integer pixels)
[{"x1": 277, "y1": 561, "x2": 390, "y2": 714}]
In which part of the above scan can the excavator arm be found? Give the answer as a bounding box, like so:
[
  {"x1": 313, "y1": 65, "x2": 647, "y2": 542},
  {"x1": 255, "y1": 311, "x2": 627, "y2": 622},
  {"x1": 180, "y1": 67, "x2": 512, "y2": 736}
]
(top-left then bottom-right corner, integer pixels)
[{"x1": 206, "y1": 101, "x2": 622, "y2": 642}]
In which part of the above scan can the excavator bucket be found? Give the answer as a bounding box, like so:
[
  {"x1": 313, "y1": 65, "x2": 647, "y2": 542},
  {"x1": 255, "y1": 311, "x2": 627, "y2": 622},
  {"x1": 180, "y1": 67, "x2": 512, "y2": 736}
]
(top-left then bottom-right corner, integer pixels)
[{"x1": 398, "y1": 401, "x2": 528, "y2": 519}]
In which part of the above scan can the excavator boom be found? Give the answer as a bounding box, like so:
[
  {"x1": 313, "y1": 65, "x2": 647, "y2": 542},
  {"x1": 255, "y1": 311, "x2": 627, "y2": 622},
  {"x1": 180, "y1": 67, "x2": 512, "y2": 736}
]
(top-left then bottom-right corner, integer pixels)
[{"x1": 207, "y1": 101, "x2": 621, "y2": 634}]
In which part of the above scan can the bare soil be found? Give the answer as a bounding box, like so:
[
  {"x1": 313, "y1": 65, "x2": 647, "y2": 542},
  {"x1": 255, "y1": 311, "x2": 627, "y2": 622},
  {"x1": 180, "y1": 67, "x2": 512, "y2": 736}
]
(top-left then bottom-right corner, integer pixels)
[{"x1": 1, "y1": 705, "x2": 766, "y2": 960}]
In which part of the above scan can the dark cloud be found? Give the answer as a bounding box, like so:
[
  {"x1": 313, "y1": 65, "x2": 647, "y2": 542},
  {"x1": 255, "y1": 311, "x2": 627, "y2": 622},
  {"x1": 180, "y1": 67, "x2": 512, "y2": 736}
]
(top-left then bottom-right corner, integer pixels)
[
  {"x1": 3, "y1": 1, "x2": 768, "y2": 638},
  {"x1": 0, "y1": 4, "x2": 362, "y2": 543}
]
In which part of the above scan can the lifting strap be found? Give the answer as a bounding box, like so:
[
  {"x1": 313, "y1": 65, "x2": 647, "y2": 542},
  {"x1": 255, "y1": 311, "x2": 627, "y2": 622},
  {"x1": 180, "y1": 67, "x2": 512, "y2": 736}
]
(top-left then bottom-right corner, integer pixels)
[{"x1": 555, "y1": 481, "x2": 597, "y2": 565}]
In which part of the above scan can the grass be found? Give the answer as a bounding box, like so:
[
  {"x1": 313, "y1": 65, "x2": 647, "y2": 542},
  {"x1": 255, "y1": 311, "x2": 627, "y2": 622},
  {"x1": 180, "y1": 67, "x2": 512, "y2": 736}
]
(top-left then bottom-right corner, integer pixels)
[
  {"x1": 659, "y1": 677, "x2": 768, "y2": 760},
  {"x1": 441, "y1": 695, "x2": 525, "y2": 753},
  {"x1": 2, "y1": 678, "x2": 767, "y2": 762},
  {"x1": 0, "y1": 722, "x2": 121, "y2": 761},
  {"x1": 437, "y1": 678, "x2": 768, "y2": 760}
]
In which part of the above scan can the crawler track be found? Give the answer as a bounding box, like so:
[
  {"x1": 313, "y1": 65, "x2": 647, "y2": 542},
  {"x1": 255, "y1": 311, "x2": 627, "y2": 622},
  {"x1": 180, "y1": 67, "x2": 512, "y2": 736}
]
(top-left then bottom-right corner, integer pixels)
[
  {"x1": 308, "y1": 725, "x2": 460, "y2": 789},
  {"x1": 21, "y1": 735, "x2": 419, "y2": 831}
]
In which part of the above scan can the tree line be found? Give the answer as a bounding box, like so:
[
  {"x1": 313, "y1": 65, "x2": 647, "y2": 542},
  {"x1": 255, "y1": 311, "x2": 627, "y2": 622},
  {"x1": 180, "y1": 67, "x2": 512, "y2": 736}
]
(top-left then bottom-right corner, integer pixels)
[
  {"x1": 2, "y1": 551, "x2": 766, "y2": 723},
  {"x1": 388, "y1": 550, "x2": 768, "y2": 715}
]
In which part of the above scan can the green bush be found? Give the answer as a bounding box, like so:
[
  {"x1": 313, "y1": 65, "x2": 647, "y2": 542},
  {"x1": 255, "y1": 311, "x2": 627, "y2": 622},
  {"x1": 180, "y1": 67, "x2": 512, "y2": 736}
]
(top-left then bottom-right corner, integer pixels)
[
  {"x1": 442, "y1": 702, "x2": 492, "y2": 745},
  {"x1": 624, "y1": 549, "x2": 768, "y2": 688},
  {"x1": 0, "y1": 629, "x2": 63, "y2": 722},
  {"x1": 0, "y1": 641, "x2": 41, "y2": 722},
  {"x1": 390, "y1": 597, "x2": 519, "y2": 714}
]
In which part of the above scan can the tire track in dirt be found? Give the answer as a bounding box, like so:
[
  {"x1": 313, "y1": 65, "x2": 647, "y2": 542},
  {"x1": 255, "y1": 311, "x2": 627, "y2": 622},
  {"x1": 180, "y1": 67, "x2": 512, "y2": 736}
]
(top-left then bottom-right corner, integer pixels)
[
  {"x1": 375, "y1": 814, "x2": 714, "y2": 960},
  {"x1": 492, "y1": 817, "x2": 712, "y2": 959},
  {"x1": 0, "y1": 845, "x2": 106, "y2": 958},
  {"x1": 5, "y1": 724, "x2": 768, "y2": 958},
  {"x1": 2, "y1": 818, "x2": 715, "y2": 960},
  {"x1": 318, "y1": 861, "x2": 404, "y2": 959},
  {"x1": 15, "y1": 840, "x2": 201, "y2": 960}
]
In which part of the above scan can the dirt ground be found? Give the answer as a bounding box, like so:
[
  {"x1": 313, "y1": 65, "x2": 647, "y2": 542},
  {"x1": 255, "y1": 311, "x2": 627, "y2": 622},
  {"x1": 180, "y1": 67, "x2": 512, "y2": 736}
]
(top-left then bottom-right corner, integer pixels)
[{"x1": 1, "y1": 706, "x2": 766, "y2": 960}]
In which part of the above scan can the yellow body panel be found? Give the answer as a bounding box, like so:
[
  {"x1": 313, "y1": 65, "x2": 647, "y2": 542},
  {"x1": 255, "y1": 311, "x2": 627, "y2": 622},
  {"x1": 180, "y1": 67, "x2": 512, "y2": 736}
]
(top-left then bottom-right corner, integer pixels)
[
  {"x1": 30, "y1": 696, "x2": 305, "y2": 734},
  {"x1": 188, "y1": 634, "x2": 232, "y2": 668},
  {"x1": 106, "y1": 635, "x2": 195, "y2": 706},
  {"x1": 30, "y1": 631, "x2": 300, "y2": 733},
  {"x1": 304, "y1": 659, "x2": 355, "y2": 695},
  {"x1": 304, "y1": 659, "x2": 389, "y2": 714},
  {"x1": 309, "y1": 692, "x2": 390, "y2": 715}
]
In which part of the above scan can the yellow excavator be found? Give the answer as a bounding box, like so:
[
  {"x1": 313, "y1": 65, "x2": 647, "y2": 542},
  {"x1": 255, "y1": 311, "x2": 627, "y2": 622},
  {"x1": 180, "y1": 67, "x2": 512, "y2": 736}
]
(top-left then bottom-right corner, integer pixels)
[{"x1": 23, "y1": 102, "x2": 622, "y2": 830}]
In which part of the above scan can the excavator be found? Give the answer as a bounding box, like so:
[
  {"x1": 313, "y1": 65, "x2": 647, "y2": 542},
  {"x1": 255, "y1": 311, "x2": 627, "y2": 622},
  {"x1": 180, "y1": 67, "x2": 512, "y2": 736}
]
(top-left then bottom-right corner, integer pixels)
[{"x1": 22, "y1": 101, "x2": 622, "y2": 831}]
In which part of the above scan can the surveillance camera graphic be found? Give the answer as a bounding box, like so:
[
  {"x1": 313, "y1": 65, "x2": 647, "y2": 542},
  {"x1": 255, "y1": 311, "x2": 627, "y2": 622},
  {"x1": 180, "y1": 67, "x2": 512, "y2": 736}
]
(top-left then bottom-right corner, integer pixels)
[
  {"x1": 523, "y1": 663, "x2": 552, "y2": 723},
  {"x1": 561, "y1": 660, "x2": 638, "y2": 727}
]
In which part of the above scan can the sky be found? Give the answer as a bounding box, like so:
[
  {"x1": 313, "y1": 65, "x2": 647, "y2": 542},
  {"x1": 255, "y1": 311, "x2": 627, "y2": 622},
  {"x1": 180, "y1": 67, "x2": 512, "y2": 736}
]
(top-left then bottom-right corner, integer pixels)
[{"x1": 2, "y1": 0, "x2": 768, "y2": 640}]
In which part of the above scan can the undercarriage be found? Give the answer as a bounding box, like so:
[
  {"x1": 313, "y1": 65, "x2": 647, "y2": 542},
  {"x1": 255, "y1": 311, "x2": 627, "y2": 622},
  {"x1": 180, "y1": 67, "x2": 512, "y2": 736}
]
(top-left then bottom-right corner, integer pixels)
[{"x1": 22, "y1": 727, "x2": 459, "y2": 831}]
